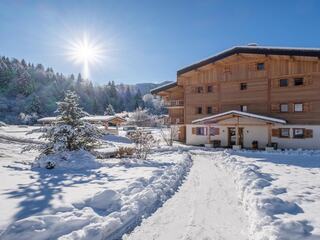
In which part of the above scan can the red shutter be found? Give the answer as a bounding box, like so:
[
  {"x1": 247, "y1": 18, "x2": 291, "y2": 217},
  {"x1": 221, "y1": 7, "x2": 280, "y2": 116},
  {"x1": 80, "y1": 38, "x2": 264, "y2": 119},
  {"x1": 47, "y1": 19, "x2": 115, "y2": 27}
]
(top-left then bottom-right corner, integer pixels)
[
  {"x1": 272, "y1": 129, "x2": 280, "y2": 137},
  {"x1": 192, "y1": 127, "x2": 196, "y2": 135},
  {"x1": 305, "y1": 129, "x2": 313, "y2": 138}
]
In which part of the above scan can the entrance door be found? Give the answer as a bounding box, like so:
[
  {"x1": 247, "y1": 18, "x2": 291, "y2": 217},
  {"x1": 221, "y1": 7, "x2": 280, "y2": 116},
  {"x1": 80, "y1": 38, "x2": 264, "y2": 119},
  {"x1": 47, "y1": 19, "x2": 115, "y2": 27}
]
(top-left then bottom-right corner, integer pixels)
[
  {"x1": 228, "y1": 127, "x2": 236, "y2": 147},
  {"x1": 228, "y1": 127, "x2": 244, "y2": 147}
]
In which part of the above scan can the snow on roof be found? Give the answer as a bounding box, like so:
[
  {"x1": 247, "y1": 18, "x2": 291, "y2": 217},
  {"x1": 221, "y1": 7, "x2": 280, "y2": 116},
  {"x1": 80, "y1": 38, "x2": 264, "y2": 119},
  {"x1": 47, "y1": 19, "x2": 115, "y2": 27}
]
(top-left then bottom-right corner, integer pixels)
[
  {"x1": 192, "y1": 110, "x2": 287, "y2": 124},
  {"x1": 81, "y1": 115, "x2": 126, "y2": 122},
  {"x1": 178, "y1": 45, "x2": 320, "y2": 75},
  {"x1": 38, "y1": 115, "x2": 126, "y2": 123},
  {"x1": 150, "y1": 82, "x2": 177, "y2": 94},
  {"x1": 37, "y1": 117, "x2": 59, "y2": 123}
]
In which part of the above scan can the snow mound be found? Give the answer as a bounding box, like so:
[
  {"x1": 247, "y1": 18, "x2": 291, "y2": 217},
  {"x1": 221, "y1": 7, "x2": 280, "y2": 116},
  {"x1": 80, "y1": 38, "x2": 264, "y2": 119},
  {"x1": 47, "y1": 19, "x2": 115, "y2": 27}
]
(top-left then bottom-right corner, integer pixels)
[
  {"x1": 1, "y1": 151, "x2": 192, "y2": 240},
  {"x1": 216, "y1": 151, "x2": 314, "y2": 240},
  {"x1": 33, "y1": 150, "x2": 101, "y2": 169},
  {"x1": 88, "y1": 190, "x2": 122, "y2": 211}
]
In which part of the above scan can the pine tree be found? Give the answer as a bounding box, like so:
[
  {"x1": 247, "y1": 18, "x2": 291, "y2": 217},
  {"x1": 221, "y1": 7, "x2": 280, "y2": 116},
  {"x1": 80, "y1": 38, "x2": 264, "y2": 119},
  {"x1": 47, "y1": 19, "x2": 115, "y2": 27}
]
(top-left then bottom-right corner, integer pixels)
[
  {"x1": 26, "y1": 91, "x2": 102, "y2": 155},
  {"x1": 104, "y1": 104, "x2": 115, "y2": 115}
]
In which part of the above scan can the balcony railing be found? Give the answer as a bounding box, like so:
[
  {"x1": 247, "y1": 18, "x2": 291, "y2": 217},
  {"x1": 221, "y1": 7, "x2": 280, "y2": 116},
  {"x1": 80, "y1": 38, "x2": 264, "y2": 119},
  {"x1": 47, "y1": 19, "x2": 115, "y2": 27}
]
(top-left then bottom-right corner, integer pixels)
[{"x1": 164, "y1": 100, "x2": 184, "y2": 107}]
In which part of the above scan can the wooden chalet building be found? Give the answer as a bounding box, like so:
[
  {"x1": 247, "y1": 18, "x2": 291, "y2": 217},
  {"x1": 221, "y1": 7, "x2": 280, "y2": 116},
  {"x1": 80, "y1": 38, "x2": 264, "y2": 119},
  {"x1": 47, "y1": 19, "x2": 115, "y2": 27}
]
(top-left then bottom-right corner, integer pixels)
[{"x1": 151, "y1": 45, "x2": 320, "y2": 150}]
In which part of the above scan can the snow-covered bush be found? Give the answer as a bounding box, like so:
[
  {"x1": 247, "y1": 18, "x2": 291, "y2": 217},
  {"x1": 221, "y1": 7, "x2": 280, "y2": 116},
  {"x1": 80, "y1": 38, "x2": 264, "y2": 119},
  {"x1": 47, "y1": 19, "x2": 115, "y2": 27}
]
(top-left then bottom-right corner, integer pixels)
[
  {"x1": 104, "y1": 104, "x2": 115, "y2": 115},
  {"x1": 25, "y1": 91, "x2": 103, "y2": 168},
  {"x1": 127, "y1": 107, "x2": 155, "y2": 127},
  {"x1": 19, "y1": 112, "x2": 38, "y2": 125},
  {"x1": 128, "y1": 129, "x2": 158, "y2": 159},
  {"x1": 115, "y1": 146, "x2": 135, "y2": 158},
  {"x1": 160, "y1": 125, "x2": 180, "y2": 146}
]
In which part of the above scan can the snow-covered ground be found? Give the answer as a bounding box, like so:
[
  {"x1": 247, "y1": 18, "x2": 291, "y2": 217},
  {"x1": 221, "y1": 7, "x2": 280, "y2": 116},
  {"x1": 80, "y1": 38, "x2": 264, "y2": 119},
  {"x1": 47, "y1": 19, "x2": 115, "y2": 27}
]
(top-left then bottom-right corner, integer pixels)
[
  {"x1": 1, "y1": 126, "x2": 320, "y2": 239},
  {"x1": 0, "y1": 126, "x2": 191, "y2": 239},
  {"x1": 126, "y1": 149, "x2": 320, "y2": 240}
]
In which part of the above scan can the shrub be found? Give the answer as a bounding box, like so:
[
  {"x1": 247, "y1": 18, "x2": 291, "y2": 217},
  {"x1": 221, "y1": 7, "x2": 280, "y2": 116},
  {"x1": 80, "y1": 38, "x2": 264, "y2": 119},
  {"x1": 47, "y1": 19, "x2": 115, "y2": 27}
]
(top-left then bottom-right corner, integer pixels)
[{"x1": 115, "y1": 146, "x2": 135, "y2": 158}]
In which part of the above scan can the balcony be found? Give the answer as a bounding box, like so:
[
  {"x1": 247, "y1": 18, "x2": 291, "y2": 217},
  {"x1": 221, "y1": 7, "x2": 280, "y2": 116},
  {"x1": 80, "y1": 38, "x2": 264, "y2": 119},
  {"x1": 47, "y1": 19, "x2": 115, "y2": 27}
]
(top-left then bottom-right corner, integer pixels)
[{"x1": 164, "y1": 100, "x2": 184, "y2": 108}]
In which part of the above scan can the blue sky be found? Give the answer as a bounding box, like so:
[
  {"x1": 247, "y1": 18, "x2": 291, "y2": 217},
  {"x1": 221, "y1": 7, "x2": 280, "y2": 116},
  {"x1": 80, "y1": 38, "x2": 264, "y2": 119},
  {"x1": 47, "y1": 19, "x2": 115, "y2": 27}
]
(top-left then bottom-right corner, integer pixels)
[{"x1": 0, "y1": 0, "x2": 319, "y2": 85}]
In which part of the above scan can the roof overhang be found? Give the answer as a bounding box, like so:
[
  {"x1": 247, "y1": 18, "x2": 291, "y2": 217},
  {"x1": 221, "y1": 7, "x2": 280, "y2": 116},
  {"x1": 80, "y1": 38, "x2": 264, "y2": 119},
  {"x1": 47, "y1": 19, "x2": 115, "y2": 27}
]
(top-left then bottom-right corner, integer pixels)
[
  {"x1": 178, "y1": 46, "x2": 320, "y2": 76},
  {"x1": 192, "y1": 110, "x2": 287, "y2": 125},
  {"x1": 150, "y1": 82, "x2": 177, "y2": 94}
]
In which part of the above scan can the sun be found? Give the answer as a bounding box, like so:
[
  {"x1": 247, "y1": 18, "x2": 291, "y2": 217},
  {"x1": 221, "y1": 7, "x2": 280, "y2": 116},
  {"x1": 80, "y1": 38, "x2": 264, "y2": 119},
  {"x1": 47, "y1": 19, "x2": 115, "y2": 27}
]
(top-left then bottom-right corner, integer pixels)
[{"x1": 66, "y1": 33, "x2": 105, "y2": 79}]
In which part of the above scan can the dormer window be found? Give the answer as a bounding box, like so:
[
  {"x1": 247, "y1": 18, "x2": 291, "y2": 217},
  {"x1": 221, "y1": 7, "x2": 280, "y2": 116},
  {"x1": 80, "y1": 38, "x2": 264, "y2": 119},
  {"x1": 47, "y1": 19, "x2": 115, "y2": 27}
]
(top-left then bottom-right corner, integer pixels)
[{"x1": 257, "y1": 63, "x2": 265, "y2": 70}]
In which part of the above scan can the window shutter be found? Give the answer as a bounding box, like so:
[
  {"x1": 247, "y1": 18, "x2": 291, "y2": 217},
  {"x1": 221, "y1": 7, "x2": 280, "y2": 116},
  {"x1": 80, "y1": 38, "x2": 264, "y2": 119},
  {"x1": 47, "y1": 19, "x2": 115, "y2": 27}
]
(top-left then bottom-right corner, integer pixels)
[
  {"x1": 306, "y1": 76, "x2": 313, "y2": 85},
  {"x1": 305, "y1": 129, "x2": 313, "y2": 138},
  {"x1": 204, "y1": 127, "x2": 208, "y2": 136},
  {"x1": 192, "y1": 127, "x2": 196, "y2": 135},
  {"x1": 304, "y1": 102, "x2": 312, "y2": 112},
  {"x1": 272, "y1": 129, "x2": 280, "y2": 137},
  {"x1": 271, "y1": 104, "x2": 280, "y2": 113}
]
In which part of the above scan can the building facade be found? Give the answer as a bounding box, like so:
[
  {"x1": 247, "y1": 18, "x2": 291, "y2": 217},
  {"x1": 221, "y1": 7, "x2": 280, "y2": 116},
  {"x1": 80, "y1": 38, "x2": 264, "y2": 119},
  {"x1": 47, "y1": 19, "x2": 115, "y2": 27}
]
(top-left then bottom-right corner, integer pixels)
[{"x1": 151, "y1": 45, "x2": 320, "y2": 149}]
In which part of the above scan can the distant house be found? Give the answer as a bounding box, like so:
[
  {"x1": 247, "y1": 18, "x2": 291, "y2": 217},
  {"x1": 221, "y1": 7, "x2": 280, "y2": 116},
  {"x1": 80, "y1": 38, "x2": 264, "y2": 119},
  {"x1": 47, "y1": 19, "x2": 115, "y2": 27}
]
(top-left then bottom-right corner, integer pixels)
[
  {"x1": 37, "y1": 115, "x2": 126, "y2": 135},
  {"x1": 151, "y1": 45, "x2": 320, "y2": 150}
]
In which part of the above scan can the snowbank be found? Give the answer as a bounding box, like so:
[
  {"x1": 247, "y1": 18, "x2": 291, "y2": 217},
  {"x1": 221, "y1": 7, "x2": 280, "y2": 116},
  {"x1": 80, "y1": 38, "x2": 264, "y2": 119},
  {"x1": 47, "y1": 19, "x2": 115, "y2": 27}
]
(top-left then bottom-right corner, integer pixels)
[
  {"x1": 1, "y1": 151, "x2": 192, "y2": 240},
  {"x1": 33, "y1": 150, "x2": 102, "y2": 170},
  {"x1": 214, "y1": 150, "x2": 314, "y2": 240}
]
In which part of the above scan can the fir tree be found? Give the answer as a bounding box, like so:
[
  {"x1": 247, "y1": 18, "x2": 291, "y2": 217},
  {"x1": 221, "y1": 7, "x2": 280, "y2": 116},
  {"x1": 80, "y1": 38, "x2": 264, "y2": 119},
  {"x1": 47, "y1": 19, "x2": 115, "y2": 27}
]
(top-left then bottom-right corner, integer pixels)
[
  {"x1": 104, "y1": 104, "x2": 115, "y2": 115},
  {"x1": 26, "y1": 91, "x2": 102, "y2": 155}
]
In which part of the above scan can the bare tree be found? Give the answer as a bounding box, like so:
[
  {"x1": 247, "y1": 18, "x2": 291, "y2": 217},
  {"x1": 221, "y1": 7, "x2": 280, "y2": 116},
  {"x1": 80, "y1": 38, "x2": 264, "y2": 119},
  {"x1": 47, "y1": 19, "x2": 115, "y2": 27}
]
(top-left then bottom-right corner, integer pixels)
[
  {"x1": 160, "y1": 125, "x2": 180, "y2": 146},
  {"x1": 128, "y1": 129, "x2": 158, "y2": 159}
]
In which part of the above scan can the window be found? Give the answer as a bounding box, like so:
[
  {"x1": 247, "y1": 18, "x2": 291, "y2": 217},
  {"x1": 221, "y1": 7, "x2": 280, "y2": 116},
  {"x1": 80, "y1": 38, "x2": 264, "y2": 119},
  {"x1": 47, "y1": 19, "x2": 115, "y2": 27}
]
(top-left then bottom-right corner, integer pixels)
[
  {"x1": 196, "y1": 127, "x2": 205, "y2": 135},
  {"x1": 294, "y1": 78, "x2": 304, "y2": 86},
  {"x1": 209, "y1": 127, "x2": 219, "y2": 136},
  {"x1": 207, "y1": 85, "x2": 213, "y2": 93},
  {"x1": 279, "y1": 79, "x2": 288, "y2": 87},
  {"x1": 294, "y1": 103, "x2": 303, "y2": 112},
  {"x1": 240, "y1": 83, "x2": 247, "y2": 90},
  {"x1": 257, "y1": 63, "x2": 265, "y2": 70},
  {"x1": 240, "y1": 105, "x2": 248, "y2": 112},
  {"x1": 280, "y1": 128, "x2": 290, "y2": 138},
  {"x1": 293, "y1": 128, "x2": 304, "y2": 138},
  {"x1": 207, "y1": 106, "x2": 212, "y2": 114},
  {"x1": 197, "y1": 86, "x2": 204, "y2": 93},
  {"x1": 197, "y1": 107, "x2": 203, "y2": 114},
  {"x1": 280, "y1": 104, "x2": 289, "y2": 112}
]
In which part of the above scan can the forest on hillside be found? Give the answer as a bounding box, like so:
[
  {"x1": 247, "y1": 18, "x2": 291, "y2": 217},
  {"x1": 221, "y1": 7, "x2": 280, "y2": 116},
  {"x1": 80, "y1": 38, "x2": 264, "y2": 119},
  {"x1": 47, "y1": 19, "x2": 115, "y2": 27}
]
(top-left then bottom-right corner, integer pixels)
[{"x1": 0, "y1": 56, "x2": 167, "y2": 124}]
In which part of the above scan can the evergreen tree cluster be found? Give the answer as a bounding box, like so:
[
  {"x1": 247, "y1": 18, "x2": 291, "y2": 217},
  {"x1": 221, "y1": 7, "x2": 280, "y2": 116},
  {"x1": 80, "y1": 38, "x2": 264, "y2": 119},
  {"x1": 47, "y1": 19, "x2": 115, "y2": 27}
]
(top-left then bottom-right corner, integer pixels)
[{"x1": 0, "y1": 56, "x2": 166, "y2": 124}]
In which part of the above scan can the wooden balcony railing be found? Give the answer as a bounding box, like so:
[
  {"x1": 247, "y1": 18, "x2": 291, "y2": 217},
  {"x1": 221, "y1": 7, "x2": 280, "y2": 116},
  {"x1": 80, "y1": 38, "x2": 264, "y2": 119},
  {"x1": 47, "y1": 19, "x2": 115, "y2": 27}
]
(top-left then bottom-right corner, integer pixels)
[{"x1": 164, "y1": 100, "x2": 184, "y2": 107}]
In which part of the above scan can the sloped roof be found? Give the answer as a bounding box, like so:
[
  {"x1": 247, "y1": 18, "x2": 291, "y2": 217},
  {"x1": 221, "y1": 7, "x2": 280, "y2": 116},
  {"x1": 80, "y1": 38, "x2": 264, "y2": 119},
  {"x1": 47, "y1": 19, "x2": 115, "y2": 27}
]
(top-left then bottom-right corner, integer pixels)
[
  {"x1": 178, "y1": 45, "x2": 320, "y2": 75},
  {"x1": 150, "y1": 82, "x2": 177, "y2": 94},
  {"x1": 81, "y1": 115, "x2": 126, "y2": 122},
  {"x1": 192, "y1": 110, "x2": 286, "y2": 124}
]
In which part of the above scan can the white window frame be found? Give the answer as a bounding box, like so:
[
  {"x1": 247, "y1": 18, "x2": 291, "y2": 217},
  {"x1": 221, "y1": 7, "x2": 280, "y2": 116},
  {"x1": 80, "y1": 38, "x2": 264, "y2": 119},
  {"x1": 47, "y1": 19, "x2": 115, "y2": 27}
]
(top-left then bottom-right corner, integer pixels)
[
  {"x1": 280, "y1": 104, "x2": 289, "y2": 112},
  {"x1": 294, "y1": 103, "x2": 303, "y2": 112}
]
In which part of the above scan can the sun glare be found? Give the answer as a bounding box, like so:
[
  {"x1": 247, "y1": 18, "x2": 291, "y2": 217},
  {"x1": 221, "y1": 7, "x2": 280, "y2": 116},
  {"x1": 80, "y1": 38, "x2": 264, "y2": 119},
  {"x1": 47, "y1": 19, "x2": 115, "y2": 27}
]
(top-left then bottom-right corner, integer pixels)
[{"x1": 66, "y1": 34, "x2": 105, "y2": 79}]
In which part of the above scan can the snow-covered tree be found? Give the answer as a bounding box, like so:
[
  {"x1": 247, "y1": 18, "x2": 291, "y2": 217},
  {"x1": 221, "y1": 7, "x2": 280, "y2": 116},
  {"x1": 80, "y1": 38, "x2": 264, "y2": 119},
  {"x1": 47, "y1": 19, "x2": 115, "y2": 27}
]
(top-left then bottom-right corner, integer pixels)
[
  {"x1": 26, "y1": 91, "x2": 102, "y2": 156},
  {"x1": 128, "y1": 107, "x2": 155, "y2": 127},
  {"x1": 104, "y1": 104, "x2": 115, "y2": 115},
  {"x1": 128, "y1": 129, "x2": 158, "y2": 159},
  {"x1": 160, "y1": 125, "x2": 180, "y2": 146}
]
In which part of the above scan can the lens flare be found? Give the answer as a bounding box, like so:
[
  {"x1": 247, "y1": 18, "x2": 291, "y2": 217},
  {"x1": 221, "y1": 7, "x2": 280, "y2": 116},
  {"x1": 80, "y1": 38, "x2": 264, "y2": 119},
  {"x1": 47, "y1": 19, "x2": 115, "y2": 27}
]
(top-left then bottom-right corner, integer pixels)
[{"x1": 66, "y1": 33, "x2": 105, "y2": 79}]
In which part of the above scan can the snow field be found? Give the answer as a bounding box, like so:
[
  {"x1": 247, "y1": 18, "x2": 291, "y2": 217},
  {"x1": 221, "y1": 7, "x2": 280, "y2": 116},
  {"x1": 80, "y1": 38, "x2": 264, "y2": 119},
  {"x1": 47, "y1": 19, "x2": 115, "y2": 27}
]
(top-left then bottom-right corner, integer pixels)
[
  {"x1": 0, "y1": 147, "x2": 192, "y2": 240},
  {"x1": 207, "y1": 150, "x2": 318, "y2": 240}
]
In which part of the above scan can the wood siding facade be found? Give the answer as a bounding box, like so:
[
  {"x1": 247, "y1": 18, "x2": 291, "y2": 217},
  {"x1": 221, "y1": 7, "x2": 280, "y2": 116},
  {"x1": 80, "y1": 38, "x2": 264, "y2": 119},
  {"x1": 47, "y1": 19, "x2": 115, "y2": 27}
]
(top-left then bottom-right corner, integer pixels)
[{"x1": 160, "y1": 53, "x2": 320, "y2": 125}]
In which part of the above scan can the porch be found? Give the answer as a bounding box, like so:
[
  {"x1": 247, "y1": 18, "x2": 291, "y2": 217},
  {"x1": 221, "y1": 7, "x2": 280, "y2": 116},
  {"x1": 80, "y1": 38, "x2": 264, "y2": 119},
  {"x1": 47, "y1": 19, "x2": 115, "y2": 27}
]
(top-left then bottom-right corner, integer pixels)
[{"x1": 189, "y1": 111, "x2": 287, "y2": 149}]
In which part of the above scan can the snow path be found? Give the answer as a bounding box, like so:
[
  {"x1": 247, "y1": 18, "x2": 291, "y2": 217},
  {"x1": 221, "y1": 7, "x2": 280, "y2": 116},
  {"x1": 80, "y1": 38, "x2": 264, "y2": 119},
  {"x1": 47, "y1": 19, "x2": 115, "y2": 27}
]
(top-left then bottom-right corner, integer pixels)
[{"x1": 124, "y1": 153, "x2": 248, "y2": 240}]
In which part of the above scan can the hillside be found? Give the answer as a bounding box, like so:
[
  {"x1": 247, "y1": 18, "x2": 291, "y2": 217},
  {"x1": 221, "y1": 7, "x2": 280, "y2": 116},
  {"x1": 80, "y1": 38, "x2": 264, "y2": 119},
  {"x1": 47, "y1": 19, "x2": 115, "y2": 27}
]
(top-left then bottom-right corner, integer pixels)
[{"x1": 0, "y1": 56, "x2": 168, "y2": 124}]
